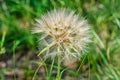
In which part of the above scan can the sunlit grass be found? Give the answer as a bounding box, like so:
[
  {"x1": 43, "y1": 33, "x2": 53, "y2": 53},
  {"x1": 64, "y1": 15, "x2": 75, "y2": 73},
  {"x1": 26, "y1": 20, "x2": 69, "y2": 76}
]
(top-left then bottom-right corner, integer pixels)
[{"x1": 0, "y1": 0, "x2": 120, "y2": 80}]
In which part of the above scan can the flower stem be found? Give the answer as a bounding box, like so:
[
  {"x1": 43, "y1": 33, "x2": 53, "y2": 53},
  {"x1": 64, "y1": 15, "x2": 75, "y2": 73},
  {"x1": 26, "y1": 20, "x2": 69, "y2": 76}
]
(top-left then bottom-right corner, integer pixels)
[
  {"x1": 56, "y1": 56, "x2": 61, "y2": 80},
  {"x1": 56, "y1": 47, "x2": 61, "y2": 80}
]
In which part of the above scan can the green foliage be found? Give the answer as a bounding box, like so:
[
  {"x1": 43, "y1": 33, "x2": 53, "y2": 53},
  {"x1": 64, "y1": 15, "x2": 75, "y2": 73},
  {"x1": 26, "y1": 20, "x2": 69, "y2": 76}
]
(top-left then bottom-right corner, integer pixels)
[{"x1": 0, "y1": 0, "x2": 120, "y2": 80}]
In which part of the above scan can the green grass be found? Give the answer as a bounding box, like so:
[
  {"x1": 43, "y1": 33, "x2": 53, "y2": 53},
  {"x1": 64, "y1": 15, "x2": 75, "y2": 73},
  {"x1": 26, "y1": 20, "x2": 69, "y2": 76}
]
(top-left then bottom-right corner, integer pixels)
[{"x1": 0, "y1": 0, "x2": 120, "y2": 80}]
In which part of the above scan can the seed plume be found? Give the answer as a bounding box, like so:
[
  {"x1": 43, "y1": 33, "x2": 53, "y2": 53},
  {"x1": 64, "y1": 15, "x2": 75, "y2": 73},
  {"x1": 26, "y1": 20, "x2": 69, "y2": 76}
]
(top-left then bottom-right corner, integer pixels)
[{"x1": 32, "y1": 9, "x2": 91, "y2": 60}]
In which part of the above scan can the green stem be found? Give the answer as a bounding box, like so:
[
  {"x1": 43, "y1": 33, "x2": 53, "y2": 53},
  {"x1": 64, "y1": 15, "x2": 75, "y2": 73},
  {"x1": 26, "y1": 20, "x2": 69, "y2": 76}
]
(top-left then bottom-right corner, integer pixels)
[
  {"x1": 47, "y1": 58, "x2": 55, "y2": 80},
  {"x1": 88, "y1": 55, "x2": 90, "y2": 80},
  {"x1": 56, "y1": 47, "x2": 61, "y2": 80},
  {"x1": 32, "y1": 64, "x2": 41, "y2": 80},
  {"x1": 56, "y1": 56, "x2": 61, "y2": 80},
  {"x1": 1, "y1": 31, "x2": 6, "y2": 47},
  {"x1": 77, "y1": 55, "x2": 86, "y2": 73}
]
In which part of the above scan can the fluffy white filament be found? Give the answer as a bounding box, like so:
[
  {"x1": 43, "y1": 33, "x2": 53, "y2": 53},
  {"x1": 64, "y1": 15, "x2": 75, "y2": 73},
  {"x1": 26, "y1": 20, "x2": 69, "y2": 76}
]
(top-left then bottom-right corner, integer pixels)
[{"x1": 33, "y1": 9, "x2": 91, "y2": 61}]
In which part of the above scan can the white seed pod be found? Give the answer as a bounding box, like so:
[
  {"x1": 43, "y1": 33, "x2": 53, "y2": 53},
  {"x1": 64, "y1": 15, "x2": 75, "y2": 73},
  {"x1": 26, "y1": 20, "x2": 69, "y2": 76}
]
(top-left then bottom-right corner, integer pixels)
[{"x1": 32, "y1": 8, "x2": 91, "y2": 61}]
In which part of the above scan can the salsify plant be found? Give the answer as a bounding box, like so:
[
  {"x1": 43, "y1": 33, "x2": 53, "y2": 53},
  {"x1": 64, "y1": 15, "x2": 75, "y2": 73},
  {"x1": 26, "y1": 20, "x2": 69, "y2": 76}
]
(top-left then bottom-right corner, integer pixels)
[{"x1": 32, "y1": 8, "x2": 91, "y2": 61}]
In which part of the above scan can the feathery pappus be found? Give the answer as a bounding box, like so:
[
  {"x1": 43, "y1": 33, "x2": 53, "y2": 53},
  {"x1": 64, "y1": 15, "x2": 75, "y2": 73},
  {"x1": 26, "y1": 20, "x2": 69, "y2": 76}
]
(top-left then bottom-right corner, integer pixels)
[{"x1": 32, "y1": 8, "x2": 91, "y2": 61}]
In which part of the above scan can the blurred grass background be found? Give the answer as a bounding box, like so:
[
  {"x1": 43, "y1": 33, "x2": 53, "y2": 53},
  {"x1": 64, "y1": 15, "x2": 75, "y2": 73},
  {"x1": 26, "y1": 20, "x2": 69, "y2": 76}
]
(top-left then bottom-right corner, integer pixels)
[{"x1": 0, "y1": 0, "x2": 120, "y2": 80}]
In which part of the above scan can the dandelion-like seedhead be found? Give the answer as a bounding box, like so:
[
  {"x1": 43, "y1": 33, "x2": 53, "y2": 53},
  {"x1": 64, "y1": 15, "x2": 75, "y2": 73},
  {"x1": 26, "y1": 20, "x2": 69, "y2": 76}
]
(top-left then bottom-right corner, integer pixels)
[{"x1": 33, "y1": 9, "x2": 91, "y2": 61}]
